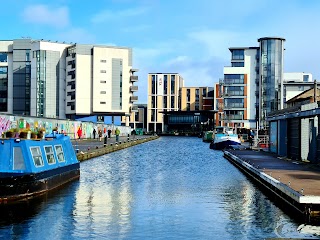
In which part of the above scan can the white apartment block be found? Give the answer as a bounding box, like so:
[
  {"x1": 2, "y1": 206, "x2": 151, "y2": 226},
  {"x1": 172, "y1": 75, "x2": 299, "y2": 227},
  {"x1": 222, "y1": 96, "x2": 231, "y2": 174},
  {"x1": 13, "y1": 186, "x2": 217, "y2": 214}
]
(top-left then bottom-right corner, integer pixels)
[
  {"x1": 221, "y1": 47, "x2": 259, "y2": 130},
  {"x1": 147, "y1": 73, "x2": 184, "y2": 132},
  {"x1": 0, "y1": 39, "x2": 138, "y2": 123}
]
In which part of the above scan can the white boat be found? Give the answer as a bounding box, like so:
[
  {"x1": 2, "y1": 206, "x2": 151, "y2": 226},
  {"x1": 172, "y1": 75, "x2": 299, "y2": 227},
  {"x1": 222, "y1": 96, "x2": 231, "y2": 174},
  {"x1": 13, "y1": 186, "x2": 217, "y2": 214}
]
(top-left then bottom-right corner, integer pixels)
[{"x1": 209, "y1": 127, "x2": 241, "y2": 150}]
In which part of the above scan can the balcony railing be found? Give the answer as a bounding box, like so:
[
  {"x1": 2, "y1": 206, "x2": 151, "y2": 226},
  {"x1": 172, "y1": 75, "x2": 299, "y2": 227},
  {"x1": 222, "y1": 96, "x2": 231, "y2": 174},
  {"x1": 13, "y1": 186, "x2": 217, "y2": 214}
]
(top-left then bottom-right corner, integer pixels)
[
  {"x1": 130, "y1": 75, "x2": 138, "y2": 82},
  {"x1": 224, "y1": 114, "x2": 244, "y2": 120},
  {"x1": 130, "y1": 96, "x2": 138, "y2": 102},
  {"x1": 224, "y1": 103, "x2": 244, "y2": 108},
  {"x1": 130, "y1": 85, "x2": 138, "y2": 92}
]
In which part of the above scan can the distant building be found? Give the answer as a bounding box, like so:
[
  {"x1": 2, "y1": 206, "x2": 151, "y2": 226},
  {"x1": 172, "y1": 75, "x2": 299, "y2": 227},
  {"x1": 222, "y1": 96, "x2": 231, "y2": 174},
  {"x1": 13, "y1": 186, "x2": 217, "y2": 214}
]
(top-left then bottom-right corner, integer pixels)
[
  {"x1": 0, "y1": 39, "x2": 138, "y2": 125},
  {"x1": 147, "y1": 73, "x2": 184, "y2": 133},
  {"x1": 121, "y1": 104, "x2": 147, "y2": 130},
  {"x1": 283, "y1": 72, "x2": 313, "y2": 107}
]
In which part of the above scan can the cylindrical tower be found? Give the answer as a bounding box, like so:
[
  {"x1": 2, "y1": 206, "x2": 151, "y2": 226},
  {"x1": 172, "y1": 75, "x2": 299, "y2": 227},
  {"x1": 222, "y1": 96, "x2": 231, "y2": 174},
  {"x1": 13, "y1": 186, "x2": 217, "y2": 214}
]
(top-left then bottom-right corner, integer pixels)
[{"x1": 258, "y1": 37, "x2": 285, "y2": 130}]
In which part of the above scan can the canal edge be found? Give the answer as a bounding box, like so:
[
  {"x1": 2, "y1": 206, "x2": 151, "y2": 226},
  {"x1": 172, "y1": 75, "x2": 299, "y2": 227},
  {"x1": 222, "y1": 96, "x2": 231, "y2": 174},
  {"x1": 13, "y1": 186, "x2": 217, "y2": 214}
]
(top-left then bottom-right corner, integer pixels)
[{"x1": 76, "y1": 136, "x2": 159, "y2": 161}]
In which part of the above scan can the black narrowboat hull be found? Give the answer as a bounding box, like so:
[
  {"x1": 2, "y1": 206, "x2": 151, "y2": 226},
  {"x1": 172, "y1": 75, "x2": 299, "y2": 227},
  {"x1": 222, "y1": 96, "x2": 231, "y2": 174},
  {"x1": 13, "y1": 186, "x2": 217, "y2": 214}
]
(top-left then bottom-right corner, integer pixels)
[{"x1": 0, "y1": 163, "x2": 80, "y2": 203}]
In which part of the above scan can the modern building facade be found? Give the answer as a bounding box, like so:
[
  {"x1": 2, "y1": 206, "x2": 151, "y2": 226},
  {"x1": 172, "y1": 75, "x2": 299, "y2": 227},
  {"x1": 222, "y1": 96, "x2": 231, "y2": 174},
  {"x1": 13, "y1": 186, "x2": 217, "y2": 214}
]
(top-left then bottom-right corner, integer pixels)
[
  {"x1": 0, "y1": 39, "x2": 138, "y2": 125},
  {"x1": 65, "y1": 44, "x2": 138, "y2": 124},
  {"x1": 258, "y1": 37, "x2": 286, "y2": 128},
  {"x1": 180, "y1": 87, "x2": 214, "y2": 111},
  {"x1": 220, "y1": 47, "x2": 259, "y2": 130},
  {"x1": 147, "y1": 73, "x2": 184, "y2": 133}
]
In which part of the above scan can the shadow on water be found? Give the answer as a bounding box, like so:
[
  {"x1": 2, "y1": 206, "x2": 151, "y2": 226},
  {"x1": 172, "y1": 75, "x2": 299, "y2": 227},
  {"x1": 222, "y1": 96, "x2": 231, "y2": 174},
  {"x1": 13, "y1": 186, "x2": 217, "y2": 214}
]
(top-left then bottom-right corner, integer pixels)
[{"x1": 0, "y1": 180, "x2": 79, "y2": 227}]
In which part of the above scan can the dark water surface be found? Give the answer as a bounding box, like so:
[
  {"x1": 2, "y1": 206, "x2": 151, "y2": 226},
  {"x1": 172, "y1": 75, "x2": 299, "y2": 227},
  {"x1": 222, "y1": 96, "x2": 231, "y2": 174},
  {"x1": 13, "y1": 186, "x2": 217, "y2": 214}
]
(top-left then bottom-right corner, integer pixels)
[{"x1": 0, "y1": 137, "x2": 318, "y2": 239}]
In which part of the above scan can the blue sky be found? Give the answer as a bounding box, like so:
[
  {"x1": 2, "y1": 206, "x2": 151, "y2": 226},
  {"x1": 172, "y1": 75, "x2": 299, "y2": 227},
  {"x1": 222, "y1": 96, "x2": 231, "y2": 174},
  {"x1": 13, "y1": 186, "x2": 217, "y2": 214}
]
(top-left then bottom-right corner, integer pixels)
[{"x1": 2, "y1": 0, "x2": 320, "y2": 103}]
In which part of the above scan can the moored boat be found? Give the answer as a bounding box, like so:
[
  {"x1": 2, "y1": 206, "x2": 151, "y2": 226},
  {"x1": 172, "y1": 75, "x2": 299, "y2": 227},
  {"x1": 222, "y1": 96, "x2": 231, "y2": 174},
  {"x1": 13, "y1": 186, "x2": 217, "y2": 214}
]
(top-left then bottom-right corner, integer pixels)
[
  {"x1": 209, "y1": 127, "x2": 241, "y2": 150},
  {"x1": 0, "y1": 133, "x2": 80, "y2": 203}
]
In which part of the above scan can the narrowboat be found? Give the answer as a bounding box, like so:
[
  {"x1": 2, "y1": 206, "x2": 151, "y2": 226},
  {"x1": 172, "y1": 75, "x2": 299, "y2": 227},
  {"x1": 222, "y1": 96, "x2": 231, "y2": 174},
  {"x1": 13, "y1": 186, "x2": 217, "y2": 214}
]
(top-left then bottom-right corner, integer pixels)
[
  {"x1": 0, "y1": 133, "x2": 80, "y2": 203},
  {"x1": 209, "y1": 127, "x2": 241, "y2": 150}
]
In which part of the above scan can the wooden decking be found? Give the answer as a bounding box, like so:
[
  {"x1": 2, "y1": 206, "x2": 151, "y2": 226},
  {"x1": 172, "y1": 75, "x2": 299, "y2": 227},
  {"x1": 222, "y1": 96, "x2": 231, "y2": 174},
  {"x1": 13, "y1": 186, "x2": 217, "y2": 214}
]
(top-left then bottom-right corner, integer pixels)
[{"x1": 224, "y1": 149, "x2": 320, "y2": 223}]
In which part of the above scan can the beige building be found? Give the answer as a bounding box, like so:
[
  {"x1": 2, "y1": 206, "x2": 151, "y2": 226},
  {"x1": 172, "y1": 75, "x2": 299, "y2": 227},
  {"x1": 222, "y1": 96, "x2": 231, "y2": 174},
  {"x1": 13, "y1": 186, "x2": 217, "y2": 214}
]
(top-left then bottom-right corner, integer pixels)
[
  {"x1": 180, "y1": 87, "x2": 214, "y2": 111},
  {"x1": 121, "y1": 104, "x2": 147, "y2": 130},
  {"x1": 147, "y1": 73, "x2": 184, "y2": 132}
]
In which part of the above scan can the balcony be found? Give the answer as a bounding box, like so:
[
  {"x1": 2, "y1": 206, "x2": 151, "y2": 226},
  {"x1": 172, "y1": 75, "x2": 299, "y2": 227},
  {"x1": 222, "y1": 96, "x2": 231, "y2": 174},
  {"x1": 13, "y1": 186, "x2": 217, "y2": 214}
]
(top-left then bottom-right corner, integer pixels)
[
  {"x1": 130, "y1": 85, "x2": 138, "y2": 92},
  {"x1": 131, "y1": 105, "x2": 138, "y2": 112},
  {"x1": 255, "y1": 78, "x2": 259, "y2": 85},
  {"x1": 130, "y1": 75, "x2": 138, "y2": 82},
  {"x1": 130, "y1": 68, "x2": 139, "y2": 73},
  {"x1": 130, "y1": 96, "x2": 138, "y2": 102}
]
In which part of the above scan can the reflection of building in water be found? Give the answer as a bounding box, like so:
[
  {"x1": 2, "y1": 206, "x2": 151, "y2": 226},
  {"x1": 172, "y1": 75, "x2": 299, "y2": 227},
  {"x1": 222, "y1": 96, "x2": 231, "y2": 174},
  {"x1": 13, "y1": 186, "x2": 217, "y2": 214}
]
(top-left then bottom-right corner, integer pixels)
[{"x1": 73, "y1": 160, "x2": 133, "y2": 236}]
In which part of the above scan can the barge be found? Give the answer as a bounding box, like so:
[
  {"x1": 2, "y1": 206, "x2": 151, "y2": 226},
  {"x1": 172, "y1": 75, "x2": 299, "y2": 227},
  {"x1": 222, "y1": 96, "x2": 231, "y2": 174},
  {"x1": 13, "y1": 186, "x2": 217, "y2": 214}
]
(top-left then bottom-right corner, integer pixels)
[{"x1": 0, "y1": 133, "x2": 80, "y2": 203}]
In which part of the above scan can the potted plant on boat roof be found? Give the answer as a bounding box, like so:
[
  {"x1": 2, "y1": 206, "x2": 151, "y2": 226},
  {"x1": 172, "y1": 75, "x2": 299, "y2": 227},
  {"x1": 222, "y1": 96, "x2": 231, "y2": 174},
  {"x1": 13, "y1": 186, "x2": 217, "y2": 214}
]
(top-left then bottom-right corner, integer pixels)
[
  {"x1": 5, "y1": 128, "x2": 19, "y2": 138},
  {"x1": 31, "y1": 130, "x2": 38, "y2": 139},
  {"x1": 19, "y1": 128, "x2": 30, "y2": 139},
  {"x1": 37, "y1": 127, "x2": 46, "y2": 139}
]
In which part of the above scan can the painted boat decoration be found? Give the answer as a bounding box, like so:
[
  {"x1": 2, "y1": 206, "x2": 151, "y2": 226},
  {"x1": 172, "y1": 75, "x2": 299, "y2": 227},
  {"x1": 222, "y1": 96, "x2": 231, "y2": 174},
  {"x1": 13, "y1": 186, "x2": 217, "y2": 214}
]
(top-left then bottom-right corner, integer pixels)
[
  {"x1": 210, "y1": 127, "x2": 241, "y2": 150},
  {"x1": 0, "y1": 133, "x2": 80, "y2": 203}
]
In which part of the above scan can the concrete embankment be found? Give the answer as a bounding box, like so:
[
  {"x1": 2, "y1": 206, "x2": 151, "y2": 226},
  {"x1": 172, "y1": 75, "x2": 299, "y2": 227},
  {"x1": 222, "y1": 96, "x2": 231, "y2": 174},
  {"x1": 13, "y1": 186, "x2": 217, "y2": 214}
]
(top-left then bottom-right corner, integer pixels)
[
  {"x1": 76, "y1": 136, "x2": 159, "y2": 161},
  {"x1": 223, "y1": 149, "x2": 320, "y2": 224}
]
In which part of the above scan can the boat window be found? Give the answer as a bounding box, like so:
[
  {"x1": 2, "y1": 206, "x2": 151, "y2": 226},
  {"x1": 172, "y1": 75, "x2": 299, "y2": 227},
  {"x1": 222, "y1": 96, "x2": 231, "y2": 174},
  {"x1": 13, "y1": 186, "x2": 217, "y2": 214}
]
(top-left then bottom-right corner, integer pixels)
[
  {"x1": 44, "y1": 146, "x2": 56, "y2": 164},
  {"x1": 30, "y1": 147, "x2": 44, "y2": 167},
  {"x1": 13, "y1": 147, "x2": 26, "y2": 170},
  {"x1": 55, "y1": 145, "x2": 65, "y2": 162}
]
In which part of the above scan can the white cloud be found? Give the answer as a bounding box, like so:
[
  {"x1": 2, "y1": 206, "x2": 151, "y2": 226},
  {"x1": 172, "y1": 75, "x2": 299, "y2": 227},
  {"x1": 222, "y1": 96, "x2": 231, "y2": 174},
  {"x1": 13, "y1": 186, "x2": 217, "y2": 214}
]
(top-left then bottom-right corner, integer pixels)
[
  {"x1": 91, "y1": 7, "x2": 148, "y2": 23},
  {"x1": 22, "y1": 4, "x2": 69, "y2": 28}
]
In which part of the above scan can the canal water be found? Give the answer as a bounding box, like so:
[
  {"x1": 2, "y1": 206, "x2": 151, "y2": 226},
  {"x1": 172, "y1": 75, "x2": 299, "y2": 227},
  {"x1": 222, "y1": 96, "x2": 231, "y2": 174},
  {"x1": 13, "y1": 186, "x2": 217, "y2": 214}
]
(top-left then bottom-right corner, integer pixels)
[{"x1": 0, "y1": 137, "x2": 319, "y2": 239}]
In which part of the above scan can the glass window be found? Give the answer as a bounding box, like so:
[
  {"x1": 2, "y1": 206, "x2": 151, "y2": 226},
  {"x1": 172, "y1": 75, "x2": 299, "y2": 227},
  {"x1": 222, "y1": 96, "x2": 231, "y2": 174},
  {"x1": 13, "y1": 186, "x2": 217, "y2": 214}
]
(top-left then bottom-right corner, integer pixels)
[
  {"x1": 44, "y1": 146, "x2": 56, "y2": 164},
  {"x1": 100, "y1": 60, "x2": 106, "y2": 63},
  {"x1": 30, "y1": 146, "x2": 44, "y2": 167},
  {"x1": 231, "y1": 62, "x2": 244, "y2": 67},
  {"x1": 303, "y1": 75, "x2": 309, "y2": 82},
  {"x1": 100, "y1": 91, "x2": 106, "y2": 94},
  {"x1": 0, "y1": 53, "x2": 8, "y2": 62},
  {"x1": 55, "y1": 145, "x2": 65, "y2": 162},
  {"x1": 231, "y1": 50, "x2": 244, "y2": 60},
  {"x1": 100, "y1": 70, "x2": 106, "y2": 73},
  {"x1": 100, "y1": 80, "x2": 106, "y2": 83},
  {"x1": 14, "y1": 147, "x2": 26, "y2": 170},
  {"x1": 171, "y1": 75, "x2": 175, "y2": 94}
]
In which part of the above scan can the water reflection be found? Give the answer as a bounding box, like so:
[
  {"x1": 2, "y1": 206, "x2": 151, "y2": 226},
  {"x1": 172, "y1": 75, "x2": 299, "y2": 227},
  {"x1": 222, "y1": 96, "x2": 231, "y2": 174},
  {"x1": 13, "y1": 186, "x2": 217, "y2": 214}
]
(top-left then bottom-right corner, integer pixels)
[{"x1": 0, "y1": 137, "x2": 319, "y2": 239}]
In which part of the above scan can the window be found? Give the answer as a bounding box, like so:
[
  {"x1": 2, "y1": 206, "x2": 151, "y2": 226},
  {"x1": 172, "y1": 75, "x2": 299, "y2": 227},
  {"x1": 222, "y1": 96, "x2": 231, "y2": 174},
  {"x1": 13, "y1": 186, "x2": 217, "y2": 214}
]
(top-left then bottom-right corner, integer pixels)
[
  {"x1": 44, "y1": 146, "x2": 56, "y2": 164},
  {"x1": 54, "y1": 145, "x2": 65, "y2": 162},
  {"x1": 231, "y1": 62, "x2": 244, "y2": 67},
  {"x1": 231, "y1": 49, "x2": 244, "y2": 60},
  {"x1": 0, "y1": 53, "x2": 8, "y2": 62},
  {"x1": 171, "y1": 75, "x2": 175, "y2": 94},
  {"x1": 303, "y1": 75, "x2": 309, "y2": 82},
  {"x1": 30, "y1": 146, "x2": 44, "y2": 167},
  {"x1": 100, "y1": 60, "x2": 106, "y2": 63},
  {"x1": 100, "y1": 80, "x2": 106, "y2": 83},
  {"x1": 100, "y1": 101, "x2": 106, "y2": 104},
  {"x1": 100, "y1": 70, "x2": 106, "y2": 73},
  {"x1": 14, "y1": 147, "x2": 26, "y2": 170},
  {"x1": 100, "y1": 91, "x2": 106, "y2": 94}
]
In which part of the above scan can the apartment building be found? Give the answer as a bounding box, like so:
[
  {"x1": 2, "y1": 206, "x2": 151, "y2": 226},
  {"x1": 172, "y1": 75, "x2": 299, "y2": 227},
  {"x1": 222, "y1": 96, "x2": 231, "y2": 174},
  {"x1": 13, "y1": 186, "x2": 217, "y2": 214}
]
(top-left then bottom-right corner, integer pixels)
[
  {"x1": 147, "y1": 73, "x2": 184, "y2": 132},
  {"x1": 65, "y1": 44, "x2": 138, "y2": 124},
  {"x1": 0, "y1": 39, "x2": 138, "y2": 124},
  {"x1": 220, "y1": 47, "x2": 259, "y2": 129}
]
